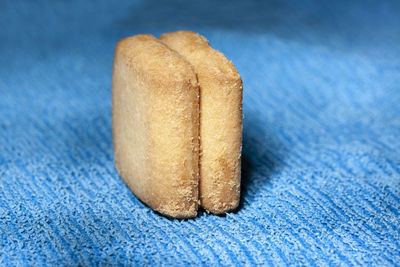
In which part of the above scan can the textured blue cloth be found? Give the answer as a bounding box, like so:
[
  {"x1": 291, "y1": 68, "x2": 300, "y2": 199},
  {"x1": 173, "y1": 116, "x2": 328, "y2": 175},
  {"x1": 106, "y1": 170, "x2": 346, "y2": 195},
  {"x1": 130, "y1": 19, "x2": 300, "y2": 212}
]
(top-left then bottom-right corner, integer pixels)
[{"x1": 1, "y1": 0, "x2": 400, "y2": 266}]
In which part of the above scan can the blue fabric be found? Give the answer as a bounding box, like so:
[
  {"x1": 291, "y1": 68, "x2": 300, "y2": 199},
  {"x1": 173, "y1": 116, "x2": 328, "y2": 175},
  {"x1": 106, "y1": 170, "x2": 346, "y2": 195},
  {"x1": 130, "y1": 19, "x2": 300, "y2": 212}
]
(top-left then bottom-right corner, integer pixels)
[{"x1": 1, "y1": 0, "x2": 400, "y2": 265}]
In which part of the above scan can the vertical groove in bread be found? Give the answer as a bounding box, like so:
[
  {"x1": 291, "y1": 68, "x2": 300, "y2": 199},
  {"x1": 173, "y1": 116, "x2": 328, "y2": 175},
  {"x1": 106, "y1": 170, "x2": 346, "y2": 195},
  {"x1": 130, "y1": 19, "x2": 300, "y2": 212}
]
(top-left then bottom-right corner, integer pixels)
[
  {"x1": 160, "y1": 31, "x2": 243, "y2": 214},
  {"x1": 112, "y1": 34, "x2": 200, "y2": 218}
]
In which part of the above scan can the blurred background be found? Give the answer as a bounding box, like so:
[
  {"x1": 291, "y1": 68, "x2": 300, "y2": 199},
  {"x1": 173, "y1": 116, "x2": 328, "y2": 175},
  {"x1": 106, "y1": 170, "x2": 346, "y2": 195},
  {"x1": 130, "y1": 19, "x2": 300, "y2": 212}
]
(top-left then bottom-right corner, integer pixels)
[{"x1": 1, "y1": 0, "x2": 399, "y2": 266}]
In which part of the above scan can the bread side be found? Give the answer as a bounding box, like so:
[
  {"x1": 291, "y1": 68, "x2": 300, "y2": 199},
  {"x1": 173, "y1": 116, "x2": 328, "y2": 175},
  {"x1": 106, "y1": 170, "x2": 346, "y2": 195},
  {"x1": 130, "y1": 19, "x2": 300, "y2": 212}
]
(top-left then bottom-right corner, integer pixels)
[
  {"x1": 112, "y1": 34, "x2": 200, "y2": 218},
  {"x1": 160, "y1": 31, "x2": 243, "y2": 214}
]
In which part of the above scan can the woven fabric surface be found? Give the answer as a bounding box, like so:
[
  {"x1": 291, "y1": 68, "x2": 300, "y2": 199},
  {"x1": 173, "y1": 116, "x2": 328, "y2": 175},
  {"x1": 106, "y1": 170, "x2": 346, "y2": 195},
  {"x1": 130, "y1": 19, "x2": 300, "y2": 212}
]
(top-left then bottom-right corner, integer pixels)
[{"x1": 1, "y1": 0, "x2": 400, "y2": 266}]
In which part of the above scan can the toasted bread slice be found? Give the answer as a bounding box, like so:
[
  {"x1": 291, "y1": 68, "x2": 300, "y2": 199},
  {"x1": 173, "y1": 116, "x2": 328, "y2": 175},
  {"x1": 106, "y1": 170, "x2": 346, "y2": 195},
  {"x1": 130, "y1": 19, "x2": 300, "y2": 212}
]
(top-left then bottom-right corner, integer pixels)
[
  {"x1": 160, "y1": 31, "x2": 243, "y2": 214},
  {"x1": 112, "y1": 34, "x2": 200, "y2": 218}
]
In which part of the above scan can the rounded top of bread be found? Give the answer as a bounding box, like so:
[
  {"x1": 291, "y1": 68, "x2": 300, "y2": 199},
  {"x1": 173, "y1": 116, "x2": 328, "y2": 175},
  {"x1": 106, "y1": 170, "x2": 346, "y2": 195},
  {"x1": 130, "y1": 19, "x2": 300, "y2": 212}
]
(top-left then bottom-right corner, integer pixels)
[
  {"x1": 159, "y1": 31, "x2": 241, "y2": 81},
  {"x1": 115, "y1": 34, "x2": 198, "y2": 87}
]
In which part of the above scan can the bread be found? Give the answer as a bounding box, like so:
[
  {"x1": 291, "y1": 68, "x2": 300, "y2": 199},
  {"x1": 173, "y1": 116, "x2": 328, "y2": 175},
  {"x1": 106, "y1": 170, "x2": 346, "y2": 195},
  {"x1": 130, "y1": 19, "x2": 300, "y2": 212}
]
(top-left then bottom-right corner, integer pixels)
[
  {"x1": 160, "y1": 31, "x2": 243, "y2": 214},
  {"x1": 112, "y1": 34, "x2": 200, "y2": 218}
]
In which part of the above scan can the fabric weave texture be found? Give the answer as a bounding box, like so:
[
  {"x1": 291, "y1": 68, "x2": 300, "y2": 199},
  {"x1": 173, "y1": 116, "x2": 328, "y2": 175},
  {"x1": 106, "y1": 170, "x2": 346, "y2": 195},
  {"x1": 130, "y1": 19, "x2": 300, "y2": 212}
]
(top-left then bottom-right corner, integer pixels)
[{"x1": 1, "y1": 0, "x2": 400, "y2": 266}]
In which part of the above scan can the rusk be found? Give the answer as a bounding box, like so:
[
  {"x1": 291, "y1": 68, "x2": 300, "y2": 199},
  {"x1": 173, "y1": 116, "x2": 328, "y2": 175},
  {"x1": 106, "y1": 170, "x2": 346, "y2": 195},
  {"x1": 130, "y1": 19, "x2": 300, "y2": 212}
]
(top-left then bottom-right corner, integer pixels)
[
  {"x1": 112, "y1": 34, "x2": 200, "y2": 218},
  {"x1": 160, "y1": 31, "x2": 243, "y2": 214}
]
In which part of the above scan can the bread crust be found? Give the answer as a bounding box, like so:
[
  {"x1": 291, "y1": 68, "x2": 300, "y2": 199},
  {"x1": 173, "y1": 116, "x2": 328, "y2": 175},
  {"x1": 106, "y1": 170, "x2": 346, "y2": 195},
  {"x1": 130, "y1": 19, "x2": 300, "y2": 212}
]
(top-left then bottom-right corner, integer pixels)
[
  {"x1": 160, "y1": 31, "x2": 243, "y2": 214},
  {"x1": 112, "y1": 34, "x2": 200, "y2": 218}
]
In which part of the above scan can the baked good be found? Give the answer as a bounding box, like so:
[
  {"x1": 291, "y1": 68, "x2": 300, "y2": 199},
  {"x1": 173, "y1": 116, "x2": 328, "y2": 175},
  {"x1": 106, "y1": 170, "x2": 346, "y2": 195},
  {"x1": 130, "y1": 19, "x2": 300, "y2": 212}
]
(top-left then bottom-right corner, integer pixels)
[
  {"x1": 112, "y1": 34, "x2": 200, "y2": 218},
  {"x1": 160, "y1": 31, "x2": 243, "y2": 214}
]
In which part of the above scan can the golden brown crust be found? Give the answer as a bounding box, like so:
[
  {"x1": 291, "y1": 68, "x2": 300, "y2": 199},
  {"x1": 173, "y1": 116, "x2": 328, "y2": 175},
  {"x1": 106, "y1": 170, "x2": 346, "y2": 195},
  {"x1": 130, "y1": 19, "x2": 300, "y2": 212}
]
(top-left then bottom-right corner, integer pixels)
[
  {"x1": 112, "y1": 34, "x2": 200, "y2": 218},
  {"x1": 160, "y1": 31, "x2": 243, "y2": 214}
]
